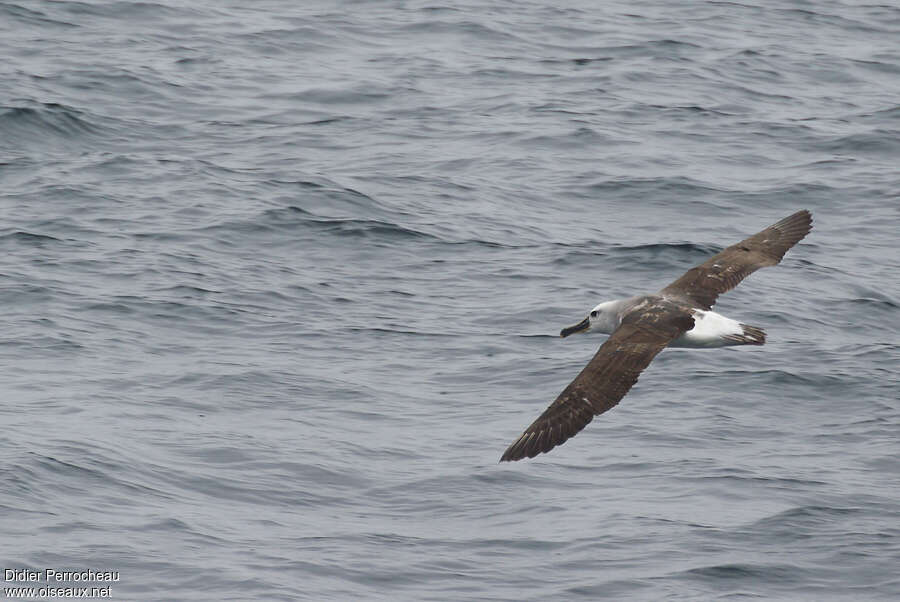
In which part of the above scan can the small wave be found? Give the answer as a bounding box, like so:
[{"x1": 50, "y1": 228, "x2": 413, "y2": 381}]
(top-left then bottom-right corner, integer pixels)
[
  {"x1": 265, "y1": 207, "x2": 440, "y2": 242},
  {"x1": 852, "y1": 59, "x2": 900, "y2": 76},
  {"x1": 0, "y1": 231, "x2": 64, "y2": 246},
  {"x1": 346, "y1": 326, "x2": 458, "y2": 337},
  {"x1": 845, "y1": 343, "x2": 900, "y2": 358},
  {"x1": 551, "y1": 241, "x2": 722, "y2": 272},
  {"x1": 645, "y1": 103, "x2": 737, "y2": 118},
  {"x1": 582, "y1": 176, "x2": 723, "y2": 197},
  {"x1": 306, "y1": 218, "x2": 437, "y2": 241},
  {"x1": 613, "y1": 241, "x2": 722, "y2": 257},
  {"x1": 860, "y1": 105, "x2": 900, "y2": 121},
  {"x1": 151, "y1": 284, "x2": 221, "y2": 297},
  {"x1": 845, "y1": 296, "x2": 899, "y2": 309},
  {"x1": 0, "y1": 3, "x2": 76, "y2": 28},
  {"x1": 48, "y1": 0, "x2": 193, "y2": 20},
  {"x1": 681, "y1": 562, "x2": 806, "y2": 583},
  {"x1": 816, "y1": 131, "x2": 900, "y2": 155},
  {"x1": 273, "y1": 86, "x2": 393, "y2": 106},
  {"x1": 516, "y1": 126, "x2": 622, "y2": 150},
  {"x1": 200, "y1": 203, "x2": 450, "y2": 246},
  {"x1": 751, "y1": 505, "x2": 861, "y2": 526},
  {"x1": 399, "y1": 19, "x2": 524, "y2": 44},
  {"x1": 1, "y1": 334, "x2": 85, "y2": 353},
  {"x1": 0, "y1": 102, "x2": 106, "y2": 146}
]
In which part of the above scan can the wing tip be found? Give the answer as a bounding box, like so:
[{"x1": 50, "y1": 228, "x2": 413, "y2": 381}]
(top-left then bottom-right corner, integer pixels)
[
  {"x1": 776, "y1": 209, "x2": 813, "y2": 238},
  {"x1": 499, "y1": 431, "x2": 541, "y2": 462},
  {"x1": 763, "y1": 209, "x2": 813, "y2": 263},
  {"x1": 498, "y1": 430, "x2": 543, "y2": 462},
  {"x1": 500, "y1": 412, "x2": 595, "y2": 462}
]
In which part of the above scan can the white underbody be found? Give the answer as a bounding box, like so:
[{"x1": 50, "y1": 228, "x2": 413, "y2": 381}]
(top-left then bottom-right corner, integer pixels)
[
  {"x1": 670, "y1": 309, "x2": 745, "y2": 348},
  {"x1": 581, "y1": 299, "x2": 760, "y2": 348}
]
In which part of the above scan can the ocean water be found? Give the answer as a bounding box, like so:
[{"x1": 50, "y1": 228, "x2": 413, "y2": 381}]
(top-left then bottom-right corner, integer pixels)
[{"x1": 1, "y1": 1, "x2": 898, "y2": 600}]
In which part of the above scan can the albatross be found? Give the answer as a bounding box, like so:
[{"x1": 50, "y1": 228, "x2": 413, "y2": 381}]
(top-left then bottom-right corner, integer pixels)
[{"x1": 500, "y1": 209, "x2": 813, "y2": 462}]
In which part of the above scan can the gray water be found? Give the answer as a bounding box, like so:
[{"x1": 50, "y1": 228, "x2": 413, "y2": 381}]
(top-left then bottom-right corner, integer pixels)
[{"x1": 1, "y1": 1, "x2": 899, "y2": 600}]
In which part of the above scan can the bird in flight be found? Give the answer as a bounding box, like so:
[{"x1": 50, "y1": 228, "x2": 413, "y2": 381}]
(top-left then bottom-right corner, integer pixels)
[{"x1": 500, "y1": 210, "x2": 813, "y2": 462}]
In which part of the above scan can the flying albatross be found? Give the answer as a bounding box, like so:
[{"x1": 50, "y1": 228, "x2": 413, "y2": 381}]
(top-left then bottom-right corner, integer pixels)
[{"x1": 500, "y1": 209, "x2": 812, "y2": 462}]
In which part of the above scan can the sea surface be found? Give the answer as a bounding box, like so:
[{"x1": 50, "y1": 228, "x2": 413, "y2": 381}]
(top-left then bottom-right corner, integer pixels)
[{"x1": 1, "y1": 1, "x2": 898, "y2": 600}]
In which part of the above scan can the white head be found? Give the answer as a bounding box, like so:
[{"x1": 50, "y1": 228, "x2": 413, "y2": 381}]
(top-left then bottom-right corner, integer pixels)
[{"x1": 559, "y1": 300, "x2": 619, "y2": 338}]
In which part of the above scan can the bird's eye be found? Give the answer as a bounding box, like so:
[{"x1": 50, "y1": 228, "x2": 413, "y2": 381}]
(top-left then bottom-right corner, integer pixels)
[{"x1": 590, "y1": 310, "x2": 598, "y2": 318}]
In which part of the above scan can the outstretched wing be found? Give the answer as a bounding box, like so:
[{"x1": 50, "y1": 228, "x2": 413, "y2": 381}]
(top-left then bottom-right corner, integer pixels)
[
  {"x1": 500, "y1": 302, "x2": 694, "y2": 462},
  {"x1": 660, "y1": 210, "x2": 812, "y2": 310}
]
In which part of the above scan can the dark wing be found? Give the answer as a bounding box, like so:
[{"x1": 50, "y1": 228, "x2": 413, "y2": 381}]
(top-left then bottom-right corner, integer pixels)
[
  {"x1": 660, "y1": 210, "x2": 812, "y2": 310},
  {"x1": 500, "y1": 303, "x2": 694, "y2": 462}
]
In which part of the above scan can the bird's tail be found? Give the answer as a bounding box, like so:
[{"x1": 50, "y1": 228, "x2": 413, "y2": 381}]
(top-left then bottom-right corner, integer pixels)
[{"x1": 723, "y1": 324, "x2": 767, "y2": 345}]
